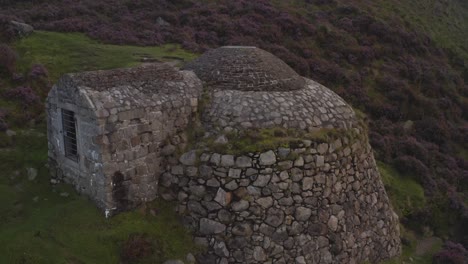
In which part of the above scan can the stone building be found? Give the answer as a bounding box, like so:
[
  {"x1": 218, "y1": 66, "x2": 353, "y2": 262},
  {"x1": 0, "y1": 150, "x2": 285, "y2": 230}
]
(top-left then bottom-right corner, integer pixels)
[
  {"x1": 47, "y1": 46, "x2": 401, "y2": 263},
  {"x1": 46, "y1": 64, "x2": 202, "y2": 215}
]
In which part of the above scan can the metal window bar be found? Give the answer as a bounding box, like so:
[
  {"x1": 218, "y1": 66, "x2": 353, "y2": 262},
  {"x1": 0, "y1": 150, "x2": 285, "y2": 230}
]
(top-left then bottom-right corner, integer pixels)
[{"x1": 62, "y1": 109, "x2": 78, "y2": 161}]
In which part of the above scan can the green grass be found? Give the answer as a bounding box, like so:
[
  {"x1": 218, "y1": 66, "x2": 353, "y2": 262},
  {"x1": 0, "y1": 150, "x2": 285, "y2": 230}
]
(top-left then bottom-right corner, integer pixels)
[
  {"x1": 380, "y1": 227, "x2": 443, "y2": 264},
  {"x1": 378, "y1": 161, "x2": 426, "y2": 218},
  {"x1": 14, "y1": 31, "x2": 198, "y2": 81},
  {"x1": 195, "y1": 126, "x2": 358, "y2": 155},
  {"x1": 377, "y1": 162, "x2": 443, "y2": 264},
  {"x1": 0, "y1": 131, "x2": 199, "y2": 264}
]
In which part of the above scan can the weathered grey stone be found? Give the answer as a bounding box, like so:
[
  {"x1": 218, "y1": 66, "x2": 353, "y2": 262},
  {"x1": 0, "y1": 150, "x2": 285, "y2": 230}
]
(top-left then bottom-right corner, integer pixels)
[
  {"x1": 278, "y1": 161, "x2": 293, "y2": 170},
  {"x1": 295, "y1": 256, "x2": 306, "y2": 264},
  {"x1": 245, "y1": 168, "x2": 257, "y2": 177},
  {"x1": 202, "y1": 201, "x2": 222, "y2": 212},
  {"x1": 189, "y1": 185, "x2": 206, "y2": 197},
  {"x1": 225, "y1": 180, "x2": 238, "y2": 190},
  {"x1": 231, "y1": 200, "x2": 249, "y2": 211},
  {"x1": 214, "y1": 135, "x2": 229, "y2": 145},
  {"x1": 295, "y1": 207, "x2": 312, "y2": 221},
  {"x1": 294, "y1": 156, "x2": 305, "y2": 167},
  {"x1": 265, "y1": 208, "x2": 284, "y2": 227},
  {"x1": 278, "y1": 147, "x2": 291, "y2": 158},
  {"x1": 228, "y1": 168, "x2": 242, "y2": 178},
  {"x1": 289, "y1": 221, "x2": 304, "y2": 235},
  {"x1": 171, "y1": 165, "x2": 184, "y2": 175},
  {"x1": 200, "y1": 153, "x2": 211, "y2": 162},
  {"x1": 206, "y1": 178, "x2": 220, "y2": 187},
  {"x1": 232, "y1": 222, "x2": 253, "y2": 236},
  {"x1": 279, "y1": 197, "x2": 294, "y2": 206},
  {"x1": 317, "y1": 143, "x2": 328, "y2": 154},
  {"x1": 214, "y1": 188, "x2": 232, "y2": 206},
  {"x1": 179, "y1": 150, "x2": 197, "y2": 166},
  {"x1": 328, "y1": 215, "x2": 338, "y2": 231},
  {"x1": 188, "y1": 201, "x2": 207, "y2": 216},
  {"x1": 186, "y1": 253, "x2": 196, "y2": 264},
  {"x1": 318, "y1": 236, "x2": 329, "y2": 248},
  {"x1": 27, "y1": 168, "x2": 38, "y2": 181},
  {"x1": 259, "y1": 150, "x2": 276, "y2": 166},
  {"x1": 247, "y1": 186, "x2": 262, "y2": 197},
  {"x1": 186, "y1": 166, "x2": 198, "y2": 177},
  {"x1": 316, "y1": 156, "x2": 325, "y2": 167},
  {"x1": 214, "y1": 241, "x2": 229, "y2": 257},
  {"x1": 253, "y1": 246, "x2": 267, "y2": 261},
  {"x1": 303, "y1": 177, "x2": 314, "y2": 191},
  {"x1": 163, "y1": 260, "x2": 184, "y2": 264},
  {"x1": 236, "y1": 156, "x2": 252, "y2": 168},
  {"x1": 10, "y1": 21, "x2": 34, "y2": 37},
  {"x1": 218, "y1": 209, "x2": 232, "y2": 223},
  {"x1": 210, "y1": 153, "x2": 222, "y2": 166},
  {"x1": 162, "y1": 144, "x2": 176, "y2": 156},
  {"x1": 291, "y1": 168, "x2": 303, "y2": 182},
  {"x1": 253, "y1": 174, "x2": 271, "y2": 187},
  {"x1": 200, "y1": 218, "x2": 226, "y2": 235},
  {"x1": 221, "y1": 155, "x2": 235, "y2": 167},
  {"x1": 256, "y1": 196, "x2": 274, "y2": 208},
  {"x1": 199, "y1": 165, "x2": 213, "y2": 179}
]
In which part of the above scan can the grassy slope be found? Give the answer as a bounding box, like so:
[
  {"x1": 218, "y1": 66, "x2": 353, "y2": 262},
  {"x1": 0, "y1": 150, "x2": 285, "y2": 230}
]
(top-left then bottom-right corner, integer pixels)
[
  {"x1": 378, "y1": 162, "x2": 444, "y2": 264},
  {"x1": 0, "y1": 32, "x2": 198, "y2": 264},
  {"x1": 367, "y1": 0, "x2": 468, "y2": 62},
  {"x1": 15, "y1": 31, "x2": 197, "y2": 81}
]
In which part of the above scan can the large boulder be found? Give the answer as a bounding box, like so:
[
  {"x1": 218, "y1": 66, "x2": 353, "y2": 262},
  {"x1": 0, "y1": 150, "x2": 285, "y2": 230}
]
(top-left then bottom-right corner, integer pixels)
[{"x1": 10, "y1": 20, "x2": 34, "y2": 38}]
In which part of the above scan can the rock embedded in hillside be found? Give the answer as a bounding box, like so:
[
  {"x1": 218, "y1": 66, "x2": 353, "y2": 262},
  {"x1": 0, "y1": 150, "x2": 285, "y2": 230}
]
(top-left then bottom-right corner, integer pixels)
[
  {"x1": 10, "y1": 21, "x2": 34, "y2": 37},
  {"x1": 27, "y1": 167, "x2": 37, "y2": 181},
  {"x1": 162, "y1": 260, "x2": 184, "y2": 264}
]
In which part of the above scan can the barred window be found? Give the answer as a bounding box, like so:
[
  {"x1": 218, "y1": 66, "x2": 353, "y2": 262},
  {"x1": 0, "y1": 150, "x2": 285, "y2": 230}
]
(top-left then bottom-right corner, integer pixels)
[{"x1": 62, "y1": 109, "x2": 78, "y2": 161}]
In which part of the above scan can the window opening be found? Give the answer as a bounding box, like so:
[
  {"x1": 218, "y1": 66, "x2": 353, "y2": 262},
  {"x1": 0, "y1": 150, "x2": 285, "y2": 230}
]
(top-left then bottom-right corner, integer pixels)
[{"x1": 62, "y1": 109, "x2": 78, "y2": 161}]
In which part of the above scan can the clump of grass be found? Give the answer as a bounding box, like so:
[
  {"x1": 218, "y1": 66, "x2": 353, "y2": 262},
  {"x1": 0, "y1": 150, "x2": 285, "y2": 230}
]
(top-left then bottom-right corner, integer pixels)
[
  {"x1": 378, "y1": 161, "x2": 426, "y2": 218},
  {"x1": 198, "y1": 126, "x2": 358, "y2": 155}
]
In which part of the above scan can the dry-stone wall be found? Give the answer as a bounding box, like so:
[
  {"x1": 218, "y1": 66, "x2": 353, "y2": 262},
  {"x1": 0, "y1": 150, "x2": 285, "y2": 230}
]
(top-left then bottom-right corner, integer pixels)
[{"x1": 160, "y1": 132, "x2": 401, "y2": 264}]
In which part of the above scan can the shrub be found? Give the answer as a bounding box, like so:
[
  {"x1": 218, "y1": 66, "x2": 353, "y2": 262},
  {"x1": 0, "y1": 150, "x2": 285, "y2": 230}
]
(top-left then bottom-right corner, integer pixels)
[
  {"x1": 28, "y1": 63, "x2": 48, "y2": 79},
  {"x1": 0, "y1": 43, "x2": 17, "y2": 76},
  {"x1": 0, "y1": 108, "x2": 7, "y2": 132},
  {"x1": 120, "y1": 233, "x2": 154, "y2": 263},
  {"x1": 433, "y1": 241, "x2": 468, "y2": 264},
  {"x1": 393, "y1": 155, "x2": 430, "y2": 183},
  {"x1": 3, "y1": 86, "x2": 40, "y2": 106}
]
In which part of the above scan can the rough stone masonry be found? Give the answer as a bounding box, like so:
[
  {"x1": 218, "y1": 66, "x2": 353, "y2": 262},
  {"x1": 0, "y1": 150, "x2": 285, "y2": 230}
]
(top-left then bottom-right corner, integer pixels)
[{"x1": 47, "y1": 46, "x2": 401, "y2": 262}]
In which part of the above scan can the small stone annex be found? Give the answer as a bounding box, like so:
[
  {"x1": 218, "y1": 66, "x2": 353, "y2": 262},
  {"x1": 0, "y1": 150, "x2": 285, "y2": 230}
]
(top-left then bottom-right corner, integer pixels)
[{"x1": 47, "y1": 46, "x2": 401, "y2": 263}]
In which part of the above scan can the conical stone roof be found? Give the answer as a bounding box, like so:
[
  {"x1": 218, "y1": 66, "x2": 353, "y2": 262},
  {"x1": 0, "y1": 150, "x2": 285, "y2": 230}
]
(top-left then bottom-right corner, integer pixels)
[{"x1": 183, "y1": 46, "x2": 305, "y2": 91}]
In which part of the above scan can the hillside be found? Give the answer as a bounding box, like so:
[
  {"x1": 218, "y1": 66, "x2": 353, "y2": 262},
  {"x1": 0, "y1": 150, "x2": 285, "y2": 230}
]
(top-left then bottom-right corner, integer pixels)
[{"x1": 0, "y1": 0, "x2": 467, "y2": 263}]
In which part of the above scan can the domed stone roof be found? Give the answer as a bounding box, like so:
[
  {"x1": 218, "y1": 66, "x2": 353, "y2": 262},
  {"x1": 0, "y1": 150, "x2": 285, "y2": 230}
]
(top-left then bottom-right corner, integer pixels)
[
  {"x1": 183, "y1": 46, "x2": 305, "y2": 91},
  {"x1": 184, "y1": 46, "x2": 358, "y2": 132}
]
